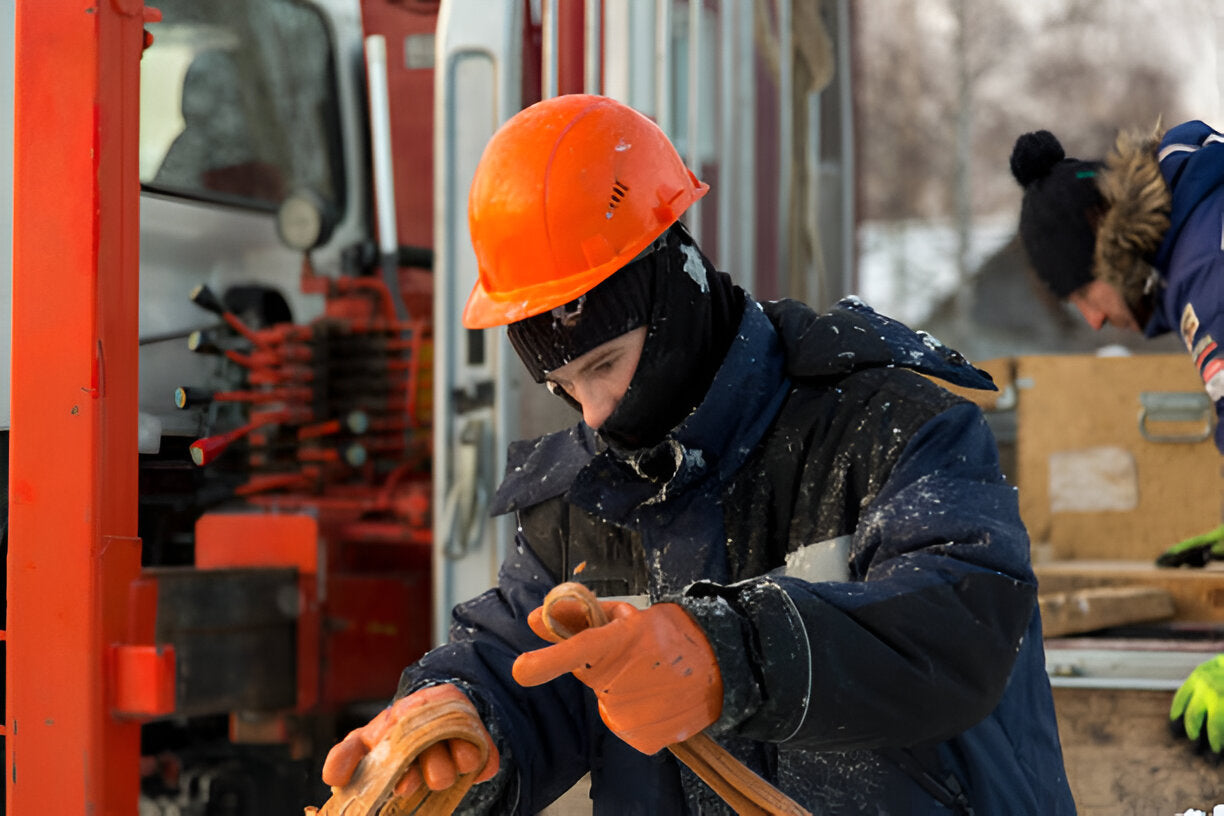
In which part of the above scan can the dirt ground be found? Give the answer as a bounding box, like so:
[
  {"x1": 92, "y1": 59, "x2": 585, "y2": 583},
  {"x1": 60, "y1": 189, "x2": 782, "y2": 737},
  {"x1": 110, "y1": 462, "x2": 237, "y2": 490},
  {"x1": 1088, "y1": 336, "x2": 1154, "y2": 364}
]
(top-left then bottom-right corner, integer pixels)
[
  {"x1": 1053, "y1": 687, "x2": 1223, "y2": 814},
  {"x1": 537, "y1": 775, "x2": 591, "y2": 815}
]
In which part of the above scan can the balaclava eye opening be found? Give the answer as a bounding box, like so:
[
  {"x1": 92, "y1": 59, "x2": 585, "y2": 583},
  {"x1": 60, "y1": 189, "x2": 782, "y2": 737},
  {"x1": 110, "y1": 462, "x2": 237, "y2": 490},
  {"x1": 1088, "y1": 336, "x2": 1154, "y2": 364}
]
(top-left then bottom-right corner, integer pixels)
[
  {"x1": 506, "y1": 236, "x2": 658, "y2": 385},
  {"x1": 508, "y1": 222, "x2": 745, "y2": 452}
]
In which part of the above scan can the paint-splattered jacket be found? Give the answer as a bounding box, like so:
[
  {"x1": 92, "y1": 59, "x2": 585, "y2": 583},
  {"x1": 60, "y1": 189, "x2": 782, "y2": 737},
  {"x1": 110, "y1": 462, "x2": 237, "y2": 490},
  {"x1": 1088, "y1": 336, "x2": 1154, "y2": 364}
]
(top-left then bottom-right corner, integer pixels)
[{"x1": 398, "y1": 296, "x2": 1074, "y2": 815}]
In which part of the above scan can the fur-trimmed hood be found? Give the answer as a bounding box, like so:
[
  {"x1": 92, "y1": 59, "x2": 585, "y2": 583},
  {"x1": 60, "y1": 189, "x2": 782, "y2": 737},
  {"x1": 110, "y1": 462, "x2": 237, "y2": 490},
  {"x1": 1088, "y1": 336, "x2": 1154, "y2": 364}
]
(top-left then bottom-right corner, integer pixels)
[{"x1": 1092, "y1": 124, "x2": 1170, "y2": 315}]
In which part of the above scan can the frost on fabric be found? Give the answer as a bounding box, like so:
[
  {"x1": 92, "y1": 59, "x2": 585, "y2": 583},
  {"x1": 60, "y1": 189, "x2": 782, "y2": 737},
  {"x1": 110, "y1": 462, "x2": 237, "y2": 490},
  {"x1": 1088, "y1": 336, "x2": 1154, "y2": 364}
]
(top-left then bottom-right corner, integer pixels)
[
  {"x1": 551, "y1": 295, "x2": 586, "y2": 327},
  {"x1": 648, "y1": 546, "x2": 668, "y2": 600},
  {"x1": 916, "y1": 330, "x2": 943, "y2": 352},
  {"x1": 681, "y1": 242, "x2": 709, "y2": 292},
  {"x1": 854, "y1": 466, "x2": 1022, "y2": 582},
  {"x1": 778, "y1": 748, "x2": 887, "y2": 813},
  {"x1": 917, "y1": 329, "x2": 968, "y2": 365}
]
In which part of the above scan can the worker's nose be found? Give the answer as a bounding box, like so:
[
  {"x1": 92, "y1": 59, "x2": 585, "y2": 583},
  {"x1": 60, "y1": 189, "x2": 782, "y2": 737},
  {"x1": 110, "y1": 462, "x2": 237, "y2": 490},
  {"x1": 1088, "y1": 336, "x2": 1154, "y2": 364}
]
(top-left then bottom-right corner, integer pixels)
[
  {"x1": 574, "y1": 384, "x2": 618, "y2": 430},
  {"x1": 1073, "y1": 301, "x2": 1107, "y2": 331}
]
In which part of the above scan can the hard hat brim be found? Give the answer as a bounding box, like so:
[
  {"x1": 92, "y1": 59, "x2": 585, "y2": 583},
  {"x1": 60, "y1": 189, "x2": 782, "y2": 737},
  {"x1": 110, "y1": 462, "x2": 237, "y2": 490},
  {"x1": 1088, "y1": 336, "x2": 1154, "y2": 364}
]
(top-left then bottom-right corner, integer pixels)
[{"x1": 461, "y1": 181, "x2": 708, "y2": 330}]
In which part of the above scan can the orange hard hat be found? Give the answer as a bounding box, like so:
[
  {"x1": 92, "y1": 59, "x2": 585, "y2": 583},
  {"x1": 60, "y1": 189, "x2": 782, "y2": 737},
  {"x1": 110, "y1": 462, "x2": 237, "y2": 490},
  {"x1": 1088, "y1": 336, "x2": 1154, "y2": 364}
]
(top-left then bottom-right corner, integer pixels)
[{"x1": 462, "y1": 94, "x2": 709, "y2": 329}]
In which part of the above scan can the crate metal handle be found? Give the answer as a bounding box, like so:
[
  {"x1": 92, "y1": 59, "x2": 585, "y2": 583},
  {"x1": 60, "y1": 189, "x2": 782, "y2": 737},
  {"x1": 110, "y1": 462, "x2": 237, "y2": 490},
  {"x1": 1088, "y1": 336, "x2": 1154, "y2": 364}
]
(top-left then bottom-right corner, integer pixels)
[{"x1": 1138, "y1": 391, "x2": 1214, "y2": 443}]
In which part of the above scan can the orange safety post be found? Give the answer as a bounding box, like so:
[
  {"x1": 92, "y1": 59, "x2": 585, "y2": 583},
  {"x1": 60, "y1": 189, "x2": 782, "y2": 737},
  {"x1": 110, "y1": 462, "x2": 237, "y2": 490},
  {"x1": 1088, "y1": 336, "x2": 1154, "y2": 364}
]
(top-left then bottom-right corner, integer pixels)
[{"x1": 9, "y1": 1, "x2": 152, "y2": 813}]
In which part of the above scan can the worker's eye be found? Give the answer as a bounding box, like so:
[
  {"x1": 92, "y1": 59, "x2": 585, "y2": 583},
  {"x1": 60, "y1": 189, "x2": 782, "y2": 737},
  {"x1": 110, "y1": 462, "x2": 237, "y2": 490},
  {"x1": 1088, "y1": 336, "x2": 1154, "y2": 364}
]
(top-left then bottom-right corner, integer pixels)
[{"x1": 591, "y1": 353, "x2": 621, "y2": 375}]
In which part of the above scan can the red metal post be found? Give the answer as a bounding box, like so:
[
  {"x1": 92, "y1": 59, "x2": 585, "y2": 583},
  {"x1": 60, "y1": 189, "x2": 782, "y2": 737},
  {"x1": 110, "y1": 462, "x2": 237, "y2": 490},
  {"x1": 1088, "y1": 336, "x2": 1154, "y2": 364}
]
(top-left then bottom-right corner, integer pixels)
[{"x1": 9, "y1": 0, "x2": 147, "y2": 812}]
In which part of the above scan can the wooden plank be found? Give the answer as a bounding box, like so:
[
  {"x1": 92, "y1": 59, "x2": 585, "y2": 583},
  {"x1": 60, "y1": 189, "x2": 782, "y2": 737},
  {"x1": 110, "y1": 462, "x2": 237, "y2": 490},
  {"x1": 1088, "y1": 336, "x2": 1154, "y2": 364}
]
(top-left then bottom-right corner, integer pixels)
[
  {"x1": 1036, "y1": 560, "x2": 1224, "y2": 623},
  {"x1": 1039, "y1": 585, "x2": 1175, "y2": 637}
]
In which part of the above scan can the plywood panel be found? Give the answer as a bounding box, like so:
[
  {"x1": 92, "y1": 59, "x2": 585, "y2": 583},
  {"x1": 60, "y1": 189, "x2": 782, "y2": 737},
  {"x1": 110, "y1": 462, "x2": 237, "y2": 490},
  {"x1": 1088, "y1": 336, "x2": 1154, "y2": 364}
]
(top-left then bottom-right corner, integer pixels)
[
  {"x1": 1015, "y1": 354, "x2": 1223, "y2": 561},
  {"x1": 933, "y1": 356, "x2": 1016, "y2": 411}
]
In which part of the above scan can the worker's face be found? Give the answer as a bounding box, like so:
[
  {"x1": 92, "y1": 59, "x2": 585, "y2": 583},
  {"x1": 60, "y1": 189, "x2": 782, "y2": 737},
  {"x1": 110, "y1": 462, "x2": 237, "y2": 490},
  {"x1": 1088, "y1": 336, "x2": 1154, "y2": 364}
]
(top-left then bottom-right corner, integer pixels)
[
  {"x1": 1068, "y1": 280, "x2": 1141, "y2": 332},
  {"x1": 545, "y1": 327, "x2": 647, "y2": 429}
]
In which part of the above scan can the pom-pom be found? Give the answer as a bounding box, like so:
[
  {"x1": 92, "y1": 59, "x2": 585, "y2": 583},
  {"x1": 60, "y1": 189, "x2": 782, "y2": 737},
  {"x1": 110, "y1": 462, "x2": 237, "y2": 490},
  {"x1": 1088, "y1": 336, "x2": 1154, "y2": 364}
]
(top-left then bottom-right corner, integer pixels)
[{"x1": 1010, "y1": 130, "x2": 1065, "y2": 187}]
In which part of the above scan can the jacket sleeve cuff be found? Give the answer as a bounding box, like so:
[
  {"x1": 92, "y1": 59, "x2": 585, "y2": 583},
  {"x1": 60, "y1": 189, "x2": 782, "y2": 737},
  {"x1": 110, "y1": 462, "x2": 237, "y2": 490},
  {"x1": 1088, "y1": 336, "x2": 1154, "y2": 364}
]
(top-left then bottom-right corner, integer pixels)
[
  {"x1": 678, "y1": 592, "x2": 762, "y2": 734},
  {"x1": 682, "y1": 578, "x2": 812, "y2": 742}
]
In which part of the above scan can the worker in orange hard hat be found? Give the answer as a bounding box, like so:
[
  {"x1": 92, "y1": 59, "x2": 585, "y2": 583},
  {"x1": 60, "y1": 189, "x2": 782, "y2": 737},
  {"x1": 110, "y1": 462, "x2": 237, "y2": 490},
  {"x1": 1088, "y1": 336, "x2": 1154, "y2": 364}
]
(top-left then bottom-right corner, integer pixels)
[{"x1": 320, "y1": 94, "x2": 1074, "y2": 814}]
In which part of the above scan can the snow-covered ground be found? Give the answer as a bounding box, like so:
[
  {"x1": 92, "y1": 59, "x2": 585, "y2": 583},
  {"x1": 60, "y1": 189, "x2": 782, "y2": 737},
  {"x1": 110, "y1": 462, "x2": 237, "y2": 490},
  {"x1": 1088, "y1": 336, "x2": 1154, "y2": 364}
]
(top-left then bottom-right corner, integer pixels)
[{"x1": 855, "y1": 216, "x2": 1017, "y2": 325}]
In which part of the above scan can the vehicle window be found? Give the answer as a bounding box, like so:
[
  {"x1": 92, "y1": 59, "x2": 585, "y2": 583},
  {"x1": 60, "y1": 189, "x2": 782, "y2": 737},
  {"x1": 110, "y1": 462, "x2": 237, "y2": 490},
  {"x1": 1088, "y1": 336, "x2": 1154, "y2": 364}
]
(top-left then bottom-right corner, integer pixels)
[{"x1": 140, "y1": 0, "x2": 343, "y2": 212}]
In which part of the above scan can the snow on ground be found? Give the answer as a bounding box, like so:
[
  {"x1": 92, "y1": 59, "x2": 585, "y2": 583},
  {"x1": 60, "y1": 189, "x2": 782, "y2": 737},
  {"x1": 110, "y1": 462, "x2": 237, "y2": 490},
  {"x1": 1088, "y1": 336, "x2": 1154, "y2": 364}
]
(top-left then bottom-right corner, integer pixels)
[{"x1": 856, "y1": 217, "x2": 1017, "y2": 325}]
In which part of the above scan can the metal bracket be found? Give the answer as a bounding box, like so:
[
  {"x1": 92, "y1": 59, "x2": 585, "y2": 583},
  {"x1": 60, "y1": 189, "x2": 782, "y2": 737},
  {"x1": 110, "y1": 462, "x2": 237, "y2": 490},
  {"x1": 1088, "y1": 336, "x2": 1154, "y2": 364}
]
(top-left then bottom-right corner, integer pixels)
[
  {"x1": 1137, "y1": 391, "x2": 1214, "y2": 444},
  {"x1": 441, "y1": 417, "x2": 490, "y2": 560}
]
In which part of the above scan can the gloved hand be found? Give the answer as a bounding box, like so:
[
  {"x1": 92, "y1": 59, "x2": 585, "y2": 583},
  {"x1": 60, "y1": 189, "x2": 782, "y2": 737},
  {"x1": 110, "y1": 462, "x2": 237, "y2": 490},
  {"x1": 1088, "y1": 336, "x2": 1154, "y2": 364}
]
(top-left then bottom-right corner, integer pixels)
[
  {"x1": 1169, "y1": 654, "x2": 1224, "y2": 754},
  {"x1": 1156, "y1": 524, "x2": 1224, "y2": 567},
  {"x1": 512, "y1": 600, "x2": 722, "y2": 756},
  {"x1": 322, "y1": 683, "x2": 499, "y2": 795}
]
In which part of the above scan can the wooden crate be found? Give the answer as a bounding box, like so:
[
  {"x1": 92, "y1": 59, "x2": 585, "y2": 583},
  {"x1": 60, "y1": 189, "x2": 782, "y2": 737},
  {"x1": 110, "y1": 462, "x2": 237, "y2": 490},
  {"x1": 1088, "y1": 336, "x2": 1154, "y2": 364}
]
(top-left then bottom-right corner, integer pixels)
[{"x1": 1012, "y1": 354, "x2": 1222, "y2": 562}]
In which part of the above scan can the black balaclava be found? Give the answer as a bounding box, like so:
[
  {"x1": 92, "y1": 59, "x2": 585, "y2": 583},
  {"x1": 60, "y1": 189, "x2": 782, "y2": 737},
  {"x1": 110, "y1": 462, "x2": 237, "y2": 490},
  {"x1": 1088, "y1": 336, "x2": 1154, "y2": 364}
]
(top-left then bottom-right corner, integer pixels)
[{"x1": 507, "y1": 222, "x2": 744, "y2": 453}]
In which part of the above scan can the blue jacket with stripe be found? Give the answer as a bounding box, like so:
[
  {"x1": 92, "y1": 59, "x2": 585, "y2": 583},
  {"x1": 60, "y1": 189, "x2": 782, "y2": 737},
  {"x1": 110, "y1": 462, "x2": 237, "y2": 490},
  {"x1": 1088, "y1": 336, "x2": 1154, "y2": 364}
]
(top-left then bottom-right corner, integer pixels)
[
  {"x1": 397, "y1": 296, "x2": 1075, "y2": 815},
  {"x1": 1147, "y1": 120, "x2": 1224, "y2": 451}
]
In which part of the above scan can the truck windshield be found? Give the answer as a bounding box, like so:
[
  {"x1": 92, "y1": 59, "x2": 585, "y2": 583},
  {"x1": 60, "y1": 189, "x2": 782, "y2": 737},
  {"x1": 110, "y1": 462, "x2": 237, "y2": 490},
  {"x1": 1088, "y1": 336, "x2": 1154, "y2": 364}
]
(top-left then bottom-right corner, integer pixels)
[{"x1": 139, "y1": 0, "x2": 343, "y2": 213}]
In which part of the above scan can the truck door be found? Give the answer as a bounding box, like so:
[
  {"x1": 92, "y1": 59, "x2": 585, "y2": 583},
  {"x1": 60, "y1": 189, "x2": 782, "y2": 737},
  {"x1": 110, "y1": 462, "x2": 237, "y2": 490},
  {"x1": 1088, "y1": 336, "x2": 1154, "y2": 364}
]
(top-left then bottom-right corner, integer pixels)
[
  {"x1": 432, "y1": 0, "x2": 854, "y2": 642},
  {"x1": 432, "y1": 0, "x2": 526, "y2": 645}
]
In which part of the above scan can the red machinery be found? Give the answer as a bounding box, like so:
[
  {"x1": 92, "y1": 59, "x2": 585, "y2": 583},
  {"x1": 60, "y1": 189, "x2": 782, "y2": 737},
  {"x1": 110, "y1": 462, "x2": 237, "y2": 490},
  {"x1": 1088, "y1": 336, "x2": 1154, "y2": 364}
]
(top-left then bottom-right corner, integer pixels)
[
  {"x1": 182, "y1": 257, "x2": 434, "y2": 714},
  {"x1": 10, "y1": 1, "x2": 152, "y2": 812},
  {"x1": 9, "y1": 1, "x2": 442, "y2": 813}
]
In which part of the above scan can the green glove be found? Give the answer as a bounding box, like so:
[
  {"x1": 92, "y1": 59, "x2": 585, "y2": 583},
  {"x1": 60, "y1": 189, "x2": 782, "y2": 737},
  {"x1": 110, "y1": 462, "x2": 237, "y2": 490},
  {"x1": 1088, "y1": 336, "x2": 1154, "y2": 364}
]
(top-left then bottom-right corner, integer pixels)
[
  {"x1": 1156, "y1": 524, "x2": 1224, "y2": 567},
  {"x1": 1170, "y1": 655, "x2": 1224, "y2": 754}
]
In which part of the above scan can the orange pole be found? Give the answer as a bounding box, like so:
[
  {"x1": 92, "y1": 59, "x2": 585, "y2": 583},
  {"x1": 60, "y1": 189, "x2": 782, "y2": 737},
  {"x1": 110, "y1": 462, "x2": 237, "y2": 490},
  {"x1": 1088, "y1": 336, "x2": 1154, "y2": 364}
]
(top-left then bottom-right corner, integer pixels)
[{"x1": 10, "y1": 1, "x2": 147, "y2": 813}]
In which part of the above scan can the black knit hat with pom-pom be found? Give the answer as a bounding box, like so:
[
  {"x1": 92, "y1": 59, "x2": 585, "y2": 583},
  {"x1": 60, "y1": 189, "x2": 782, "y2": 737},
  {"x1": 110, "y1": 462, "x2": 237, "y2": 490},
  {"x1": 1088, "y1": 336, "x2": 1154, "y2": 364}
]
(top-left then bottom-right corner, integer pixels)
[{"x1": 1010, "y1": 130, "x2": 1104, "y2": 298}]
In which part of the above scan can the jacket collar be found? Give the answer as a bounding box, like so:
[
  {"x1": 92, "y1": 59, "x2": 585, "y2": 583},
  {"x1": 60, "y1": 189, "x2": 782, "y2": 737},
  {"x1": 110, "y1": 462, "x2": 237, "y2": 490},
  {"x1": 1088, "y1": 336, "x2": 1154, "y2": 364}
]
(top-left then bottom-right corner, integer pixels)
[{"x1": 764, "y1": 296, "x2": 997, "y2": 391}]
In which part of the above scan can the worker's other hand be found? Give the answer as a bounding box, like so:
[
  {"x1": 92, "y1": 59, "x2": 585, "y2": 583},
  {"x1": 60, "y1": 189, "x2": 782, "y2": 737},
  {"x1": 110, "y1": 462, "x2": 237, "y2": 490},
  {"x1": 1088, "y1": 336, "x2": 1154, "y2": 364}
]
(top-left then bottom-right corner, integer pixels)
[
  {"x1": 1170, "y1": 654, "x2": 1224, "y2": 754},
  {"x1": 512, "y1": 601, "x2": 722, "y2": 755},
  {"x1": 1156, "y1": 524, "x2": 1224, "y2": 567},
  {"x1": 321, "y1": 684, "x2": 499, "y2": 794}
]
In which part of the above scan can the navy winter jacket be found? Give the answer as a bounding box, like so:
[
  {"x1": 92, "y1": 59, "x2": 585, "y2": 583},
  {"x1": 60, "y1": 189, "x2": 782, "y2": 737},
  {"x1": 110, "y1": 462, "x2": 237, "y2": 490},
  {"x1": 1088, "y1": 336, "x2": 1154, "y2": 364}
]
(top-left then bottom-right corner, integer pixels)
[
  {"x1": 1148, "y1": 120, "x2": 1224, "y2": 451},
  {"x1": 398, "y1": 296, "x2": 1075, "y2": 814}
]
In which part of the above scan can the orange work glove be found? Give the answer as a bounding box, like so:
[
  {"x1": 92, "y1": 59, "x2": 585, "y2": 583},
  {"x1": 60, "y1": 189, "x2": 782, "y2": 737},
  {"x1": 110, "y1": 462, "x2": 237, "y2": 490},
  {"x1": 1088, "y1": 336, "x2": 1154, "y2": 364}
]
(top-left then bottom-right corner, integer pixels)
[
  {"x1": 322, "y1": 684, "x2": 499, "y2": 796},
  {"x1": 512, "y1": 600, "x2": 723, "y2": 756}
]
